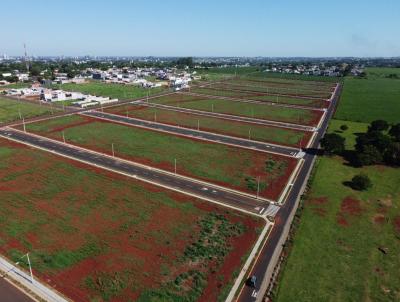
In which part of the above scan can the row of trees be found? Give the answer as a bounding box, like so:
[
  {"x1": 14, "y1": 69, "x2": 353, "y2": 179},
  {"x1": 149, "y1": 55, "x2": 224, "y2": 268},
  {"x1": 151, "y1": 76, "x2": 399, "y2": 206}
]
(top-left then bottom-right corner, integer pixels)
[{"x1": 321, "y1": 120, "x2": 400, "y2": 167}]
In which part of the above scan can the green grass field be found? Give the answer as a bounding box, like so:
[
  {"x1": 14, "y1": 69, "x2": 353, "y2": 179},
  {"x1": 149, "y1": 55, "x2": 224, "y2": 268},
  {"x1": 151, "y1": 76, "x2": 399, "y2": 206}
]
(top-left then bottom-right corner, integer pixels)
[
  {"x1": 52, "y1": 82, "x2": 166, "y2": 100},
  {"x1": 335, "y1": 68, "x2": 400, "y2": 123},
  {"x1": 25, "y1": 114, "x2": 295, "y2": 200},
  {"x1": 151, "y1": 94, "x2": 321, "y2": 126},
  {"x1": 0, "y1": 96, "x2": 58, "y2": 123},
  {"x1": 275, "y1": 153, "x2": 400, "y2": 302},
  {"x1": 106, "y1": 104, "x2": 309, "y2": 147},
  {"x1": 0, "y1": 82, "x2": 31, "y2": 89},
  {"x1": 0, "y1": 138, "x2": 260, "y2": 301}
]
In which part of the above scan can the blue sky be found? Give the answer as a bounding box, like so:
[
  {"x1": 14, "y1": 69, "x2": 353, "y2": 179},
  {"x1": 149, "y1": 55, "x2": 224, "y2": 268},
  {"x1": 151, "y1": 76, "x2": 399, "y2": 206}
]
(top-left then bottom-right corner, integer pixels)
[{"x1": 2, "y1": 0, "x2": 400, "y2": 57}]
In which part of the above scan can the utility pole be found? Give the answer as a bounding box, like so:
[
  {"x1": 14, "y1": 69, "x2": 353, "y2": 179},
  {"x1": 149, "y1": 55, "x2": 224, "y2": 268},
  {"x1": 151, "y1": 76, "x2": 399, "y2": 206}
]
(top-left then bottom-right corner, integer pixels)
[
  {"x1": 22, "y1": 117, "x2": 26, "y2": 133},
  {"x1": 248, "y1": 128, "x2": 251, "y2": 140},
  {"x1": 23, "y1": 43, "x2": 29, "y2": 73},
  {"x1": 174, "y1": 158, "x2": 177, "y2": 175},
  {"x1": 256, "y1": 176, "x2": 260, "y2": 199},
  {"x1": 112, "y1": 143, "x2": 115, "y2": 157},
  {"x1": 197, "y1": 119, "x2": 200, "y2": 131},
  {"x1": 26, "y1": 253, "x2": 34, "y2": 283},
  {"x1": 62, "y1": 131, "x2": 66, "y2": 143}
]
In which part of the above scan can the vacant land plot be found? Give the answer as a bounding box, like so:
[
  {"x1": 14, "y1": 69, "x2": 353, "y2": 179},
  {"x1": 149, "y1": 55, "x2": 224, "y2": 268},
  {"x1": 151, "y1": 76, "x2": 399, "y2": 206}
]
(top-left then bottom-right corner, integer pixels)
[
  {"x1": 207, "y1": 82, "x2": 332, "y2": 99},
  {"x1": 0, "y1": 138, "x2": 262, "y2": 302},
  {"x1": 192, "y1": 67, "x2": 259, "y2": 81},
  {"x1": 105, "y1": 104, "x2": 311, "y2": 147},
  {"x1": 190, "y1": 87, "x2": 327, "y2": 108},
  {"x1": 0, "y1": 96, "x2": 58, "y2": 123},
  {"x1": 335, "y1": 70, "x2": 400, "y2": 123},
  {"x1": 24, "y1": 114, "x2": 297, "y2": 200},
  {"x1": 151, "y1": 94, "x2": 322, "y2": 126},
  {"x1": 52, "y1": 82, "x2": 166, "y2": 100},
  {"x1": 243, "y1": 71, "x2": 338, "y2": 83},
  {"x1": 275, "y1": 120, "x2": 400, "y2": 301}
]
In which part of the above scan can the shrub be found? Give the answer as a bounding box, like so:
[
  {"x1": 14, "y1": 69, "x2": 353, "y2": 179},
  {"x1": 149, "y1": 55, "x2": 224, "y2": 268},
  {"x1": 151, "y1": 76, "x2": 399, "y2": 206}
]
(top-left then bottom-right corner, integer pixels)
[
  {"x1": 340, "y1": 124, "x2": 348, "y2": 131},
  {"x1": 350, "y1": 173, "x2": 372, "y2": 191}
]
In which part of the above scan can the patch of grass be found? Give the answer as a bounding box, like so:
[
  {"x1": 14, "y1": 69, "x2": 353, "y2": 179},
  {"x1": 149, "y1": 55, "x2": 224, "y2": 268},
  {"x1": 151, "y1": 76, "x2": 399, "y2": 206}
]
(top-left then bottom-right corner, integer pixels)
[
  {"x1": 183, "y1": 213, "x2": 245, "y2": 263},
  {"x1": 0, "y1": 97, "x2": 57, "y2": 123},
  {"x1": 327, "y1": 119, "x2": 368, "y2": 150},
  {"x1": 335, "y1": 71, "x2": 400, "y2": 123},
  {"x1": 274, "y1": 156, "x2": 400, "y2": 302},
  {"x1": 53, "y1": 82, "x2": 166, "y2": 100}
]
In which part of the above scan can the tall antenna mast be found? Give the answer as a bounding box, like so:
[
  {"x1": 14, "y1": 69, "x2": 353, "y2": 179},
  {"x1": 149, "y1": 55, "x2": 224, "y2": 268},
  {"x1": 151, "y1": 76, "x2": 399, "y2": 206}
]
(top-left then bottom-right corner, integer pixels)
[{"x1": 24, "y1": 43, "x2": 29, "y2": 72}]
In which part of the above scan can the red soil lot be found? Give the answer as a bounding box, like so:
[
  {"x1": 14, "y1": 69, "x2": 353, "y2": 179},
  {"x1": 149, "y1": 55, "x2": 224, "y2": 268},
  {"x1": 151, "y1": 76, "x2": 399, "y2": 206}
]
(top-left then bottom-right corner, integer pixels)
[
  {"x1": 0, "y1": 138, "x2": 263, "y2": 301},
  {"x1": 105, "y1": 104, "x2": 313, "y2": 148},
  {"x1": 336, "y1": 196, "x2": 363, "y2": 227},
  {"x1": 22, "y1": 115, "x2": 298, "y2": 201}
]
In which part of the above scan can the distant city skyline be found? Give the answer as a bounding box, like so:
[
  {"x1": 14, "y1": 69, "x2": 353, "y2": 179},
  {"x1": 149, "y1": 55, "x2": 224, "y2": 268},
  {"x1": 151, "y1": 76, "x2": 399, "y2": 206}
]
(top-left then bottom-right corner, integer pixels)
[{"x1": 2, "y1": 0, "x2": 400, "y2": 57}]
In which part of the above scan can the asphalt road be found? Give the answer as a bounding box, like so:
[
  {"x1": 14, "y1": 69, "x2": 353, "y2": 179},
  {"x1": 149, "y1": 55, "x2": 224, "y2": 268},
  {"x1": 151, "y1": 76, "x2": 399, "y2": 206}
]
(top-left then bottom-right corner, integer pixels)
[
  {"x1": 134, "y1": 101, "x2": 316, "y2": 132},
  {"x1": 0, "y1": 128, "x2": 269, "y2": 216},
  {"x1": 236, "y1": 83, "x2": 341, "y2": 302},
  {"x1": 82, "y1": 110, "x2": 301, "y2": 158},
  {"x1": 0, "y1": 278, "x2": 33, "y2": 302}
]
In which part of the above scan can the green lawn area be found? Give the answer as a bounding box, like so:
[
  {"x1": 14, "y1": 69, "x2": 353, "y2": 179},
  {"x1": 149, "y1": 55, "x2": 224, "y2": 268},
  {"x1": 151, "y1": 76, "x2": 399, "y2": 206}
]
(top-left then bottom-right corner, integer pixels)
[
  {"x1": 335, "y1": 69, "x2": 400, "y2": 123},
  {"x1": 52, "y1": 82, "x2": 166, "y2": 100},
  {"x1": 106, "y1": 104, "x2": 309, "y2": 147},
  {"x1": 25, "y1": 114, "x2": 296, "y2": 200},
  {"x1": 0, "y1": 82, "x2": 31, "y2": 89},
  {"x1": 152, "y1": 94, "x2": 321, "y2": 126},
  {"x1": 366, "y1": 67, "x2": 400, "y2": 78},
  {"x1": 0, "y1": 138, "x2": 260, "y2": 301},
  {"x1": 0, "y1": 96, "x2": 58, "y2": 123},
  {"x1": 275, "y1": 154, "x2": 400, "y2": 302},
  {"x1": 275, "y1": 108, "x2": 400, "y2": 300},
  {"x1": 327, "y1": 119, "x2": 368, "y2": 150}
]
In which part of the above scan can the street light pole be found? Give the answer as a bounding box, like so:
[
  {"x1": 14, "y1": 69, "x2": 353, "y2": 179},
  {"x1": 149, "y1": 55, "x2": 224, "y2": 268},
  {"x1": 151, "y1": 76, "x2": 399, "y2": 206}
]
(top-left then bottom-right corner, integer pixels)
[
  {"x1": 62, "y1": 131, "x2": 66, "y2": 143},
  {"x1": 112, "y1": 143, "x2": 115, "y2": 157},
  {"x1": 197, "y1": 119, "x2": 200, "y2": 131},
  {"x1": 256, "y1": 176, "x2": 260, "y2": 199},
  {"x1": 174, "y1": 158, "x2": 177, "y2": 175},
  {"x1": 248, "y1": 128, "x2": 251, "y2": 140},
  {"x1": 26, "y1": 253, "x2": 34, "y2": 283},
  {"x1": 22, "y1": 117, "x2": 26, "y2": 133}
]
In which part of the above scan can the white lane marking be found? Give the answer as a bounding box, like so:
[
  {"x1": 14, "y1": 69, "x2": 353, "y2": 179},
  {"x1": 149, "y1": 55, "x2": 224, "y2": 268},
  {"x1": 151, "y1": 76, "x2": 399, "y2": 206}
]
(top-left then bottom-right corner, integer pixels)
[
  {"x1": 251, "y1": 289, "x2": 258, "y2": 297},
  {"x1": 201, "y1": 187, "x2": 208, "y2": 191},
  {"x1": 259, "y1": 207, "x2": 265, "y2": 214}
]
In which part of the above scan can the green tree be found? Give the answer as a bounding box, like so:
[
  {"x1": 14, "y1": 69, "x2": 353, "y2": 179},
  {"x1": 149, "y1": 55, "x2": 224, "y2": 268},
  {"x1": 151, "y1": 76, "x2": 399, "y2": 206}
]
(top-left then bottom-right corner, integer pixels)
[
  {"x1": 320, "y1": 133, "x2": 345, "y2": 155},
  {"x1": 389, "y1": 123, "x2": 400, "y2": 141},
  {"x1": 356, "y1": 145, "x2": 383, "y2": 166},
  {"x1": 350, "y1": 173, "x2": 372, "y2": 191},
  {"x1": 368, "y1": 120, "x2": 389, "y2": 132},
  {"x1": 384, "y1": 142, "x2": 400, "y2": 166}
]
